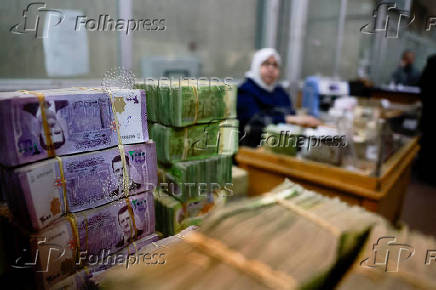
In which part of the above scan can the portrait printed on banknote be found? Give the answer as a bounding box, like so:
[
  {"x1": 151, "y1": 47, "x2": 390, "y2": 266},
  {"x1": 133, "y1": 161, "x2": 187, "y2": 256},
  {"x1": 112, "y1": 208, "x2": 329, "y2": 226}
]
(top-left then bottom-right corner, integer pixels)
[
  {"x1": 110, "y1": 154, "x2": 143, "y2": 198},
  {"x1": 21, "y1": 100, "x2": 68, "y2": 153},
  {"x1": 116, "y1": 205, "x2": 135, "y2": 248}
]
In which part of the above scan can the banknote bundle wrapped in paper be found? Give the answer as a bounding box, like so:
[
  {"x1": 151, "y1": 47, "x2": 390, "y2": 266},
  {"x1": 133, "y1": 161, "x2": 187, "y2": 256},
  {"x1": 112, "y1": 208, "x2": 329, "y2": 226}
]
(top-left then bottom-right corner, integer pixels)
[
  {"x1": 2, "y1": 141, "x2": 157, "y2": 231},
  {"x1": 101, "y1": 179, "x2": 386, "y2": 290},
  {"x1": 158, "y1": 155, "x2": 233, "y2": 202},
  {"x1": 150, "y1": 119, "x2": 238, "y2": 164},
  {"x1": 0, "y1": 88, "x2": 148, "y2": 167},
  {"x1": 4, "y1": 191, "x2": 156, "y2": 289},
  {"x1": 154, "y1": 189, "x2": 226, "y2": 236},
  {"x1": 135, "y1": 80, "x2": 236, "y2": 127}
]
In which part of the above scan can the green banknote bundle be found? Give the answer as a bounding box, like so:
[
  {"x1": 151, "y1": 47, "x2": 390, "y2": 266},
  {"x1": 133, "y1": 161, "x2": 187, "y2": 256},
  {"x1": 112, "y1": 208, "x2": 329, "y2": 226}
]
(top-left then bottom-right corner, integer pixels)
[
  {"x1": 150, "y1": 119, "x2": 238, "y2": 164},
  {"x1": 158, "y1": 155, "x2": 232, "y2": 202},
  {"x1": 262, "y1": 124, "x2": 302, "y2": 156},
  {"x1": 135, "y1": 80, "x2": 236, "y2": 127},
  {"x1": 154, "y1": 189, "x2": 226, "y2": 236},
  {"x1": 154, "y1": 190, "x2": 184, "y2": 236},
  {"x1": 101, "y1": 179, "x2": 386, "y2": 290}
]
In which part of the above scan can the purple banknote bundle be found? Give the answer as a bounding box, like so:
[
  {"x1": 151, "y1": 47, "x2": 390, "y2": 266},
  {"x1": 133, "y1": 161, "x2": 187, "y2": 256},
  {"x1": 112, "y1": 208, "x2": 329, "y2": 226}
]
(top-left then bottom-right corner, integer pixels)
[
  {"x1": 0, "y1": 88, "x2": 149, "y2": 167},
  {"x1": 2, "y1": 141, "x2": 157, "y2": 231},
  {"x1": 28, "y1": 191, "x2": 156, "y2": 289}
]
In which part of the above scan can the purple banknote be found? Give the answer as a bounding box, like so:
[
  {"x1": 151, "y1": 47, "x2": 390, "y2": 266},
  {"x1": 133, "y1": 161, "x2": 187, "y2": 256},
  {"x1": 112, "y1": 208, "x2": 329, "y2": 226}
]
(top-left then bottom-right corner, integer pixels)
[
  {"x1": 25, "y1": 192, "x2": 156, "y2": 289},
  {"x1": 2, "y1": 141, "x2": 157, "y2": 231},
  {"x1": 51, "y1": 232, "x2": 159, "y2": 290},
  {"x1": 0, "y1": 88, "x2": 148, "y2": 167}
]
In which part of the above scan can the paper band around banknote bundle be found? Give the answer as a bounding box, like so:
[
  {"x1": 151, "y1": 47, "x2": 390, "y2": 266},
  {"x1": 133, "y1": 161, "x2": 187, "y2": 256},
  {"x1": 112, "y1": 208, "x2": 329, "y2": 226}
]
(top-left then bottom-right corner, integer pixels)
[
  {"x1": 172, "y1": 194, "x2": 344, "y2": 289},
  {"x1": 178, "y1": 231, "x2": 296, "y2": 290},
  {"x1": 277, "y1": 199, "x2": 341, "y2": 237}
]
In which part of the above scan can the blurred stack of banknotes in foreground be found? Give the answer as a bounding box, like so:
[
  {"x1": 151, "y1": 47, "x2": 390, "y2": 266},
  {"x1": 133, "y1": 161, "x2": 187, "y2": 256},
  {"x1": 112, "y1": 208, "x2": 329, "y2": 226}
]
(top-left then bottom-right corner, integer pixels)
[{"x1": 98, "y1": 179, "x2": 436, "y2": 290}]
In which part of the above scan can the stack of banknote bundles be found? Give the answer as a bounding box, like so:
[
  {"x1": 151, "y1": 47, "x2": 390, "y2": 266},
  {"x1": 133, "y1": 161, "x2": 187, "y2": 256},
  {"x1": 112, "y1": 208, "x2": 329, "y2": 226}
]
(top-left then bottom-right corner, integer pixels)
[
  {"x1": 135, "y1": 80, "x2": 237, "y2": 235},
  {"x1": 0, "y1": 195, "x2": 158, "y2": 289},
  {"x1": 135, "y1": 79, "x2": 236, "y2": 128},
  {"x1": 154, "y1": 149, "x2": 233, "y2": 236},
  {"x1": 100, "y1": 179, "x2": 386, "y2": 289},
  {"x1": 1, "y1": 142, "x2": 157, "y2": 231},
  {"x1": 158, "y1": 155, "x2": 233, "y2": 201},
  {"x1": 154, "y1": 188, "x2": 226, "y2": 236},
  {"x1": 0, "y1": 88, "x2": 149, "y2": 167},
  {"x1": 0, "y1": 88, "x2": 159, "y2": 289},
  {"x1": 150, "y1": 119, "x2": 238, "y2": 165}
]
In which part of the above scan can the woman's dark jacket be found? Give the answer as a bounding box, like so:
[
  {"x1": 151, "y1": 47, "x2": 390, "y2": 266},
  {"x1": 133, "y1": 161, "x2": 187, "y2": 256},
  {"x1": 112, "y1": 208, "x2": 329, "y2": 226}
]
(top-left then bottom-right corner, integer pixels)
[{"x1": 237, "y1": 78, "x2": 294, "y2": 147}]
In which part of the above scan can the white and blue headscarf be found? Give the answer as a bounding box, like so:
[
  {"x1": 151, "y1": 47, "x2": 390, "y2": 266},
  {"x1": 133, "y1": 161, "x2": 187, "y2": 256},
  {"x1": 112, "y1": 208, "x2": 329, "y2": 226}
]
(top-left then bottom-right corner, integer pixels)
[{"x1": 245, "y1": 48, "x2": 282, "y2": 93}]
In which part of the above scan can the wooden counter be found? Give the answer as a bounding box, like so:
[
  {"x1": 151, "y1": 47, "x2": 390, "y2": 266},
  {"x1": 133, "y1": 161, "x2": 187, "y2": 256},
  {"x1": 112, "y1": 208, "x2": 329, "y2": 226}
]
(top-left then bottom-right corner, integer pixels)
[
  {"x1": 235, "y1": 137, "x2": 420, "y2": 223},
  {"x1": 370, "y1": 88, "x2": 421, "y2": 104}
]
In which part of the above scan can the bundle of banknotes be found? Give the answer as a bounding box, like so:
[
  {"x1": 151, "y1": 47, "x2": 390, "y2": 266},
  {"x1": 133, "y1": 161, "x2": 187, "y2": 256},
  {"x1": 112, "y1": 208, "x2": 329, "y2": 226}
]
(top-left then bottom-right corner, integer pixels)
[
  {"x1": 158, "y1": 155, "x2": 233, "y2": 202},
  {"x1": 337, "y1": 222, "x2": 436, "y2": 290},
  {"x1": 135, "y1": 80, "x2": 236, "y2": 128},
  {"x1": 0, "y1": 88, "x2": 148, "y2": 167},
  {"x1": 0, "y1": 87, "x2": 162, "y2": 289},
  {"x1": 93, "y1": 226, "x2": 197, "y2": 288},
  {"x1": 49, "y1": 230, "x2": 160, "y2": 290},
  {"x1": 262, "y1": 124, "x2": 302, "y2": 156},
  {"x1": 150, "y1": 119, "x2": 238, "y2": 164},
  {"x1": 2, "y1": 192, "x2": 156, "y2": 289},
  {"x1": 1, "y1": 141, "x2": 158, "y2": 231},
  {"x1": 154, "y1": 189, "x2": 226, "y2": 236},
  {"x1": 100, "y1": 179, "x2": 387, "y2": 289}
]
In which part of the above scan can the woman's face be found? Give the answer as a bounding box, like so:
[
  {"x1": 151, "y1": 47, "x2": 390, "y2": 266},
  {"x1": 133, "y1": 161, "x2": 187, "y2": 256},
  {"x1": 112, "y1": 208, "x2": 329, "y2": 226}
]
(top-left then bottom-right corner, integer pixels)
[{"x1": 260, "y1": 56, "x2": 279, "y2": 86}]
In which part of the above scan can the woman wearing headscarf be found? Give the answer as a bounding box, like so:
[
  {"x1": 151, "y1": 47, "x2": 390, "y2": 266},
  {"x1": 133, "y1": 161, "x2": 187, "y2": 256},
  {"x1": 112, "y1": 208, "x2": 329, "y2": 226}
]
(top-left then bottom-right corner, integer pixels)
[{"x1": 237, "y1": 48, "x2": 320, "y2": 147}]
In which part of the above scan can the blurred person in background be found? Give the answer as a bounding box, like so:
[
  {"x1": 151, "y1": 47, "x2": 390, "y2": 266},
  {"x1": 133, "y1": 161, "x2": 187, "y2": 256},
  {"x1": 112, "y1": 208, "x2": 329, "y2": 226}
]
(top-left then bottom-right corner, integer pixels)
[
  {"x1": 237, "y1": 48, "x2": 320, "y2": 147},
  {"x1": 392, "y1": 50, "x2": 420, "y2": 86},
  {"x1": 417, "y1": 54, "x2": 436, "y2": 185}
]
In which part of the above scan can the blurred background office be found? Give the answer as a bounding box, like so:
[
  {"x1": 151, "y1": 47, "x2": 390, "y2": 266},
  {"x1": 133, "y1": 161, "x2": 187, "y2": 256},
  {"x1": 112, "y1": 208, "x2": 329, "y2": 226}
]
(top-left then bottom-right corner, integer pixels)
[{"x1": 2, "y1": 0, "x2": 436, "y2": 85}]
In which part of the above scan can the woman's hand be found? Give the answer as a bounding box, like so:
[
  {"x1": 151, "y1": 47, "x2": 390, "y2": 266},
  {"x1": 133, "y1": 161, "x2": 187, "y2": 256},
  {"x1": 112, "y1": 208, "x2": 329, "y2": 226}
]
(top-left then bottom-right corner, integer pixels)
[{"x1": 285, "y1": 115, "x2": 322, "y2": 128}]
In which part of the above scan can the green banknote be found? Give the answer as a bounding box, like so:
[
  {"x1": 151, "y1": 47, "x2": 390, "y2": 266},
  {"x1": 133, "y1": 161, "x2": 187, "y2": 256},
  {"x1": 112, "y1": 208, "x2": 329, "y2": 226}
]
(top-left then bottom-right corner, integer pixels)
[
  {"x1": 150, "y1": 119, "x2": 238, "y2": 164},
  {"x1": 135, "y1": 80, "x2": 236, "y2": 127}
]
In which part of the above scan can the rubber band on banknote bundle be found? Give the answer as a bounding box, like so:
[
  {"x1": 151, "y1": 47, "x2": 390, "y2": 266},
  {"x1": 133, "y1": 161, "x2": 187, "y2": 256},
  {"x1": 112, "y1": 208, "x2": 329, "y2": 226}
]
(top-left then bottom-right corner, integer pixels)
[
  {"x1": 76, "y1": 87, "x2": 140, "y2": 240},
  {"x1": 179, "y1": 85, "x2": 198, "y2": 160},
  {"x1": 66, "y1": 214, "x2": 81, "y2": 261},
  {"x1": 180, "y1": 231, "x2": 296, "y2": 290},
  {"x1": 104, "y1": 88, "x2": 139, "y2": 239},
  {"x1": 18, "y1": 90, "x2": 55, "y2": 157},
  {"x1": 192, "y1": 85, "x2": 199, "y2": 124},
  {"x1": 181, "y1": 127, "x2": 189, "y2": 161}
]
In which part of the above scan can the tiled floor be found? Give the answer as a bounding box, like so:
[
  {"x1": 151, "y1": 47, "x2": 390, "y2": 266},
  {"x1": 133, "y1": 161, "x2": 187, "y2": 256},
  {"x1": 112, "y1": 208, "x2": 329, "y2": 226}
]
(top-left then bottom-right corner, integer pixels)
[{"x1": 400, "y1": 174, "x2": 436, "y2": 237}]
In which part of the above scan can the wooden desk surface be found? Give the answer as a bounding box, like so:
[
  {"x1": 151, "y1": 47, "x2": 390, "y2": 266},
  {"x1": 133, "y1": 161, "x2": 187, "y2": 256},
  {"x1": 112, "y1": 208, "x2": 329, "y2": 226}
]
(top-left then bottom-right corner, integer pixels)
[
  {"x1": 235, "y1": 137, "x2": 420, "y2": 222},
  {"x1": 370, "y1": 89, "x2": 421, "y2": 104}
]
